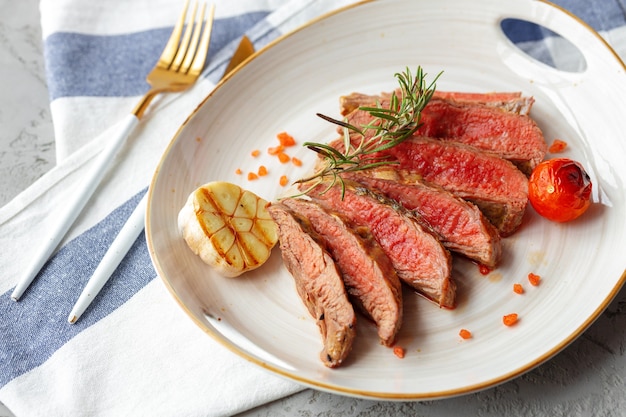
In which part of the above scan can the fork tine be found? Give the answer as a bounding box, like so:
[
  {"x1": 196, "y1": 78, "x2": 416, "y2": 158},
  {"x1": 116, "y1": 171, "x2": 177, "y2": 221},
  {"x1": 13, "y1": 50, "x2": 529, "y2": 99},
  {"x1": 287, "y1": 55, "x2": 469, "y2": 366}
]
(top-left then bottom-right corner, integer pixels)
[
  {"x1": 188, "y1": 3, "x2": 215, "y2": 77},
  {"x1": 180, "y1": 3, "x2": 206, "y2": 73},
  {"x1": 171, "y1": 1, "x2": 198, "y2": 71},
  {"x1": 157, "y1": 0, "x2": 190, "y2": 69}
]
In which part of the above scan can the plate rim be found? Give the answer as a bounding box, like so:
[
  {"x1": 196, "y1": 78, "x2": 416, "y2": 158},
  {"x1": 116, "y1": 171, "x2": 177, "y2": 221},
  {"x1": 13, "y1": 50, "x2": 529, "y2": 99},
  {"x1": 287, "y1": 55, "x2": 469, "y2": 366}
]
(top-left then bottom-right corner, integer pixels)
[{"x1": 146, "y1": 0, "x2": 626, "y2": 400}]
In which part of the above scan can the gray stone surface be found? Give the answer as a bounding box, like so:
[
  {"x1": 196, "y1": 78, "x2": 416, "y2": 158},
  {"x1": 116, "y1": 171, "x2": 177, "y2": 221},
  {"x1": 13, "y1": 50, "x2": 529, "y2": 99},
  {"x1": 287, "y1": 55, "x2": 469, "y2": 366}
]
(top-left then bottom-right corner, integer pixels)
[{"x1": 1, "y1": 0, "x2": 625, "y2": 416}]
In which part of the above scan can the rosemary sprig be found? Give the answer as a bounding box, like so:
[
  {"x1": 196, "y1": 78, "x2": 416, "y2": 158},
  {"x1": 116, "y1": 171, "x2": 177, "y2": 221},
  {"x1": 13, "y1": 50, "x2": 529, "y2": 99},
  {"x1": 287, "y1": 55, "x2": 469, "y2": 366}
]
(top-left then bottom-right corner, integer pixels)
[{"x1": 296, "y1": 66, "x2": 441, "y2": 197}]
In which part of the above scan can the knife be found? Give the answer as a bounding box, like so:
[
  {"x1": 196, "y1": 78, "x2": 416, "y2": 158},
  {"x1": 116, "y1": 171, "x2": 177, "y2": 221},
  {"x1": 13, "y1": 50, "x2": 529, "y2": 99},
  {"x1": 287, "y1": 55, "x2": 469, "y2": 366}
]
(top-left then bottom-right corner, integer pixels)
[{"x1": 68, "y1": 36, "x2": 255, "y2": 324}]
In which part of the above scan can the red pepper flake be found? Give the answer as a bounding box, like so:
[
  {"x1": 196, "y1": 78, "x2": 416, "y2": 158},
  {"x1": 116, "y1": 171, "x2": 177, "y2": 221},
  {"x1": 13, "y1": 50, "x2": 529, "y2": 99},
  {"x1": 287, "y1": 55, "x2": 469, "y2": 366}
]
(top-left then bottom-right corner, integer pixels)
[
  {"x1": 277, "y1": 152, "x2": 291, "y2": 164},
  {"x1": 393, "y1": 346, "x2": 405, "y2": 359},
  {"x1": 268, "y1": 145, "x2": 284, "y2": 155},
  {"x1": 279, "y1": 175, "x2": 289, "y2": 187},
  {"x1": 251, "y1": 149, "x2": 260, "y2": 157},
  {"x1": 459, "y1": 329, "x2": 472, "y2": 339},
  {"x1": 277, "y1": 131, "x2": 296, "y2": 147},
  {"x1": 513, "y1": 283, "x2": 524, "y2": 294},
  {"x1": 247, "y1": 172, "x2": 259, "y2": 181},
  {"x1": 549, "y1": 139, "x2": 568, "y2": 153},
  {"x1": 258, "y1": 165, "x2": 268, "y2": 176},
  {"x1": 528, "y1": 272, "x2": 541, "y2": 286},
  {"x1": 503, "y1": 313, "x2": 518, "y2": 327},
  {"x1": 292, "y1": 157, "x2": 303, "y2": 167},
  {"x1": 478, "y1": 264, "x2": 492, "y2": 275},
  {"x1": 235, "y1": 168, "x2": 243, "y2": 175}
]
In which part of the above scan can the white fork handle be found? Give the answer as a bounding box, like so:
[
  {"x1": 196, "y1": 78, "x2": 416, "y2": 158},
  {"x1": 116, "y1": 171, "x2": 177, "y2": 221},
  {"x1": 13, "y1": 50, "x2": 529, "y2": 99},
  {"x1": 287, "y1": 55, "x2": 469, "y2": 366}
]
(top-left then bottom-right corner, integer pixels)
[
  {"x1": 11, "y1": 114, "x2": 139, "y2": 301},
  {"x1": 68, "y1": 193, "x2": 146, "y2": 323}
]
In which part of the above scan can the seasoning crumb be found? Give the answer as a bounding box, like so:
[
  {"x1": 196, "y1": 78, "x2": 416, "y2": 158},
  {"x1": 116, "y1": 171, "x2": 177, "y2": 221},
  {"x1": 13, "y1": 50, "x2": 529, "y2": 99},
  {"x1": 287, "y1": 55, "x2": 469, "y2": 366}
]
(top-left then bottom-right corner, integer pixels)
[
  {"x1": 279, "y1": 175, "x2": 289, "y2": 187},
  {"x1": 528, "y1": 272, "x2": 541, "y2": 286},
  {"x1": 247, "y1": 172, "x2": 259, "y2": 181},
  {"x1": 292, "y1": 157, "x2": 303, "y2": 167},
  {"x1": 251, "y1": 149, "x2": 260, "y2": 157},
  {"x1": 277, "y1": 152, "x2": 290, "y2": 164},
  {"x1": 459, "y1": 329, "x2": 472, "y2": 339},
  {"x1": 548, "y1": 139, "x2": 568, "y2": 153},
  {"x1": 258, "y1": 165, "x2": 268, "y2": 176},
  {"x1": 503, "y1": 313, "x2": 519, "y2": 327},
  {"x1": 478, "y1": 264, "x2": 492, "y2": 275},
  {"x1": 277, "y1": 131, "x2": 296, "y2": 147},
  {"x1": 513, "y1": 283, "x2": 524, "y2": 294},
  {"x1": 235, "y1": 168, "x2": 242, "y2": 175},
  {"x1": 268, "y1": 145, "x2": 284, "y2": 155},
  {"x1": 393, "y1": 346, "x2": 406, "y2": 359}
]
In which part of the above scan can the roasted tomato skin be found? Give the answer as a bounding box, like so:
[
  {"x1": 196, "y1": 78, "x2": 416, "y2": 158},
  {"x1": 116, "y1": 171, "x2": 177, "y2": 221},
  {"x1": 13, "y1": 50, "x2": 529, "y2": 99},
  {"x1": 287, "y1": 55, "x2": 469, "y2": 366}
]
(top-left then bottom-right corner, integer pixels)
[{"x1": 528, "y1": 158, "x2": 592, "y2": 222}]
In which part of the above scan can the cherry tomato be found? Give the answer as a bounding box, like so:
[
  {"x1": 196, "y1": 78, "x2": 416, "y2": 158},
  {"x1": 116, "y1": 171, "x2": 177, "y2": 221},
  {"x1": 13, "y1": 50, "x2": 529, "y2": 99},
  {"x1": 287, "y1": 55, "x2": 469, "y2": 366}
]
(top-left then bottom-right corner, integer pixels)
[{"x1": 528, "y1": 158, "x2": 592, "y2": 222}]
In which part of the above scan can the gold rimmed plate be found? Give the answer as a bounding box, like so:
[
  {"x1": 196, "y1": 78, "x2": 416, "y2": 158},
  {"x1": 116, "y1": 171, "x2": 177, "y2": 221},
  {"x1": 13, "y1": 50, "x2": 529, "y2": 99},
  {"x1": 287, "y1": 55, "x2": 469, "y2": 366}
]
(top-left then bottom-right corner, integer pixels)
[{"x1": 146, "y1": 0, "x2": 626, "y2": 400}]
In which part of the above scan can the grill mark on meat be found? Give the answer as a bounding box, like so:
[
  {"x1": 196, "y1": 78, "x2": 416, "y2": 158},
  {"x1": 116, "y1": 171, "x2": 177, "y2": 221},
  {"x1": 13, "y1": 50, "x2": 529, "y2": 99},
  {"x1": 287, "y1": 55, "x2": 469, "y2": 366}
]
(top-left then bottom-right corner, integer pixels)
[
  {"x1": 267, "y1": 203, "x2": 356, "y2": 368},
  {"x1": 282, "y1": 197, "x2": 402, "y2": 346},
  {"x1": 345, "y1": 170, "x2": 502, "y2": 267},
  {"x1": 302, "y1": 180, "x2": 455, "y2": 308},
  {"x1": 339, "y1": 91, "x2": 546, "y2": 174}
]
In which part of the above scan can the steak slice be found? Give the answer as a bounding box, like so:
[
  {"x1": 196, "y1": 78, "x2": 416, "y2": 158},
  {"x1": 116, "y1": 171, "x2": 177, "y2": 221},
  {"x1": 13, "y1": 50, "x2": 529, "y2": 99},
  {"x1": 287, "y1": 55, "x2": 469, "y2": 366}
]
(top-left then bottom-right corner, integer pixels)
[
  {"x1": 303, "y1": 180, "x2": 455, "y2": 308},
  {"x1": 339, "y1": 91, "x2": 546, "y2": 174},
  {"x1": 340, "y1": 90, "x2": 534, "y2": 116},
  {"x1": 345, "y1": 169, "x2": 502, "y2": 267},
  {"x1": 379, "y1": 137, "x2": 529, "y2": 236},
  {"x1": 282, "y1": 197, "x2": 402, "y2": 346},
  {"x1": 415, "y1": 98, "x2": 546, "y2": 174},
  {"x1": 429, "y1": 91, "x2": 534, "y2": 115},
  {"x1": 267, "y1": 203, "x2": 356, "y2": 368}
]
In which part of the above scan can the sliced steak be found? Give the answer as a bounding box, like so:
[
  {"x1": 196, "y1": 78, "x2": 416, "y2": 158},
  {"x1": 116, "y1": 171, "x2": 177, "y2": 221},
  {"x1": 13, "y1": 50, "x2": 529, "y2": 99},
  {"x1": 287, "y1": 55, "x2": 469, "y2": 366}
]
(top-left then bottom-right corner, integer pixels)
[
  {"x1": 282, "y1": 197, "x2": 403, "y2": 346},
  {"x1": 429, "y1": 91, "x2": 534, "y2": 115},
  {"x1": 340, "y1": 90, "x2": 534, "y2": 116},
  {"x1": 415, "y1": 98, "x2": 546, "y2": 174},
  {"x1": 302, "y1": 180, "x2": 455, "y2": 308},
  {"x1": 345, "y1": 169, "x2": 502, "y2": 267},
  {"x1": 339, "y1": 91, "x2": 546, "y2": 173},
  {"x1": 379, "y1": 137, "x2": 529, "y2": 236},
  {"x1": 267, "y1": 203, "x2": 356, "y2": 368}
]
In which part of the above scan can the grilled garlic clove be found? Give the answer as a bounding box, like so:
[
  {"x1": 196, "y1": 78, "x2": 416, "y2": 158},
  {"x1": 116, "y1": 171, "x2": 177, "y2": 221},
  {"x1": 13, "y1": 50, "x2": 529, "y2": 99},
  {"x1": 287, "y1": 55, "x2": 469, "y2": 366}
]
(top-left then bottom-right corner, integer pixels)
[{"x1": 178, "y1": 182, "x2": 278, "y2": 277}]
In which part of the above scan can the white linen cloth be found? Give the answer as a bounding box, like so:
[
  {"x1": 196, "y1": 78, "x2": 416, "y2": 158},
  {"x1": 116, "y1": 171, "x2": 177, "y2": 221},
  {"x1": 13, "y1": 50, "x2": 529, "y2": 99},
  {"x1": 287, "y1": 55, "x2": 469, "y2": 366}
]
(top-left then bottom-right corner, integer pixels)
[{"x1": 1, "y1": 0, "x2": 625, "y2": 416}]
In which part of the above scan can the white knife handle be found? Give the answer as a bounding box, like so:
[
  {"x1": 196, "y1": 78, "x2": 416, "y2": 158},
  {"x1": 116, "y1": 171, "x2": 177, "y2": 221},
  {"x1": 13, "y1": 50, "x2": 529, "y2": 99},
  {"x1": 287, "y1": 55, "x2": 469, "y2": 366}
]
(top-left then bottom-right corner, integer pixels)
[
  {"x1": 11, "y1": 114, "x2": 140, "y2": 301},
  {"x1": 68, "y1": 193, "x2": 147, "y2": 323}
]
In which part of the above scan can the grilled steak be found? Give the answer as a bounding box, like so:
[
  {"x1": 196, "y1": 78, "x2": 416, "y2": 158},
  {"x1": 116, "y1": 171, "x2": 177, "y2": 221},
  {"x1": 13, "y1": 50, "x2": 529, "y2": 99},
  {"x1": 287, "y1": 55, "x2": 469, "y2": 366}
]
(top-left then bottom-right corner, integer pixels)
[
  {"x1": 267, "y1": 203, "x2": 356, "y2": 368},
  {"x1": 415, "y1": 98, "x2": 546, "y2": 173},
  {"x1": 375, "y1": 137, "x2": 529, "y2": 236},
  {"x1": 345, "y1": 169, "x2": 502, "y2": 267},
  {"x1": 324, "y1": 135, "x2": 529, "y2": 236},
  {"x1": 428, "y1": 91, "x2": 534, "y2": 115},
  {"x1": 340, "y1": 90, "x2": 535, "y2": 116},
  {"x1": 282, "y1": 197, "x2": 402, "y2": 346},
  {"x1": 302, "y1": 180, "x2": 455, "y2": 308},
  {"x1": 339, "y1": 91, "x2": 546, "y2": 173}
]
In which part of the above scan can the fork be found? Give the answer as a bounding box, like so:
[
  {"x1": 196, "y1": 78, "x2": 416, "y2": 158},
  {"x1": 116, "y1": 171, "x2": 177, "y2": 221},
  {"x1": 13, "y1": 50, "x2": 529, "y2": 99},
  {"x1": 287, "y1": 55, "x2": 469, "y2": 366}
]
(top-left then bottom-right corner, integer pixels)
[
  {"x1": 67, "y1": 35, "x2": 255, "y2": 324},
  {"x1": 11, "y1": 0, "x2": 215, "y2": 302}
]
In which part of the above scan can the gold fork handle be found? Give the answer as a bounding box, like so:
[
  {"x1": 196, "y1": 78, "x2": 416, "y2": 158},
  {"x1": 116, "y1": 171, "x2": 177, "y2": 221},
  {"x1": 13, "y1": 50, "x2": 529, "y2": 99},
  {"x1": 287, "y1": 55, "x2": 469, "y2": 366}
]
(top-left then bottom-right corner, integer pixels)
[{"x1": 132, "y1": 89, "x2": 161, "y2": 119}]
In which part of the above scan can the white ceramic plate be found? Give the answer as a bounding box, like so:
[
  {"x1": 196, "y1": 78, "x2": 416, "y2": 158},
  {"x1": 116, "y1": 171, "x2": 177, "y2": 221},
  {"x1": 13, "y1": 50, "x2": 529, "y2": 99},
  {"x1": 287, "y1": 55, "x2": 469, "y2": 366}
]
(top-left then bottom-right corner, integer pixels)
[{"x1": 146, "y1": 0, "x2": 626, "y2": 400}]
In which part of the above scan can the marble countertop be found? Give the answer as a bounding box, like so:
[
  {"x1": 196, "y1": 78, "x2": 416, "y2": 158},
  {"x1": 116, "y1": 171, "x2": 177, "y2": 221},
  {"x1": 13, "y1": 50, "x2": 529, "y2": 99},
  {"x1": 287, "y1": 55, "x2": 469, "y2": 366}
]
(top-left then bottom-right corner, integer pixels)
[{"x1": 1, "y1": 1, "x2": 625, "y2": 416}]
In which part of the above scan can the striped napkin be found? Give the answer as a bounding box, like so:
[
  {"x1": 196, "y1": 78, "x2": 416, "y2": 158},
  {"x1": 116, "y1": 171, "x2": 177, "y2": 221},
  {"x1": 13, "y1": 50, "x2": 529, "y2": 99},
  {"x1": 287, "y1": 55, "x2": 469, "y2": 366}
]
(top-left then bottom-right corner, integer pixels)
[
  {"x1": 1, "y1": 0, "x2": 624, "y2": 416},
  {"x1": 0, "y1": 1, "x2": 358, "y2": 416}
]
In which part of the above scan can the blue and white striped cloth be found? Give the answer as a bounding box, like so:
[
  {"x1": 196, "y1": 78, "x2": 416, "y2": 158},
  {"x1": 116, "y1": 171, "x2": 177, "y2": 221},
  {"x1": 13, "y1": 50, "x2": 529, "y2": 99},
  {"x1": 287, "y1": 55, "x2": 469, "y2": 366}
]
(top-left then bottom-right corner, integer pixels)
[{"x1": 1, "y1": 0, "x2": 625, "y2": 416}]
